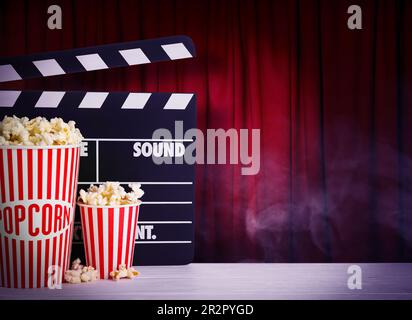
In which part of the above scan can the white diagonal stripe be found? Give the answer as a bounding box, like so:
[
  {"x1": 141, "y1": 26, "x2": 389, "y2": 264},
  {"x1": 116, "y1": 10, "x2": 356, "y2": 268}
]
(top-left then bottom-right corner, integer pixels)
[
  {"x1": 164, "y1": 93, "x2": 194, "y2": 110},
  {"x1": 0, "y1": 64, "x2": 22, "y2": 82},
  {"x1": 33, "y1": 59, "x2": 65, "y2": 77},
  {"x1": 0, "y1": 90, "x2": 21, "y2": 107},
  {"x1": 161, "y1": 43, "x2": 193, "y2": 60},
  {"x1": 119, "y1": 48, "x2": 150, "y2": 65},
  {"x1": 76, "y1": 54, "x2": 108, "y2": 71},
  {"x1": 35, "y1": 91, "x2": 65, "y2": 108},
  {"x1": 79, "y1": 92, "x2": 109, "y2": 109},
  {"x1": 121, "y1": 93, "x2": 151, "y2": 109}
]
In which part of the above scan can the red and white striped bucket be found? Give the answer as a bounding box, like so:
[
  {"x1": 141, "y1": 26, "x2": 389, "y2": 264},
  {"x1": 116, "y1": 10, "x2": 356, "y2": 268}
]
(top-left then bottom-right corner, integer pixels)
[
  {"x1": 78, "y1": 204, "x2": 140, "y2": 280},
  {"x1": 0, "y1": 145, "x2": 80, "y2": 288}
]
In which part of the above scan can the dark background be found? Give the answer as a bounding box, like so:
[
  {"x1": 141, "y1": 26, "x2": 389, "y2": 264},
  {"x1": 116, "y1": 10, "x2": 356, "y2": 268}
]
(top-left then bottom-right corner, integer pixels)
[{"x1": 1, "y1": 0, "x2": 411, "y2": 262}]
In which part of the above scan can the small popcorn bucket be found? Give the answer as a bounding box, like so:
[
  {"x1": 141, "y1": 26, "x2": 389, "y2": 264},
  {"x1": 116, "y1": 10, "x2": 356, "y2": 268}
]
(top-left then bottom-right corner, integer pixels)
[
  {"x1": 0, "y1": 145, "x2": 81, "y2": 288},
  {"x1": 78, "y1": 203, "x2": 140, "y2": 279}
]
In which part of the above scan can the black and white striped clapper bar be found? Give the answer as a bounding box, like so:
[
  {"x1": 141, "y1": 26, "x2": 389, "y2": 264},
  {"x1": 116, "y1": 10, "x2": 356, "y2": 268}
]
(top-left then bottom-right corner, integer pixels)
[{"x1": 0, "y1": 36, "x2": 196, "y2": 265}]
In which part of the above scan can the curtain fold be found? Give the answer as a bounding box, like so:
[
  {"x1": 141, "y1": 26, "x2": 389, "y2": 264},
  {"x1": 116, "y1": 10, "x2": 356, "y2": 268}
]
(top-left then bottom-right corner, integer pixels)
[{"x1": 0, "y1": 0, "x2": 411, "y2": 262}]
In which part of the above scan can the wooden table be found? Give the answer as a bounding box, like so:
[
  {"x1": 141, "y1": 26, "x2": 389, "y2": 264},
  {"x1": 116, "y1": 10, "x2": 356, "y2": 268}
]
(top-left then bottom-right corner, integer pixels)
[{"x1": 1, "y1": 263, "x2": 412, "y2": 300}]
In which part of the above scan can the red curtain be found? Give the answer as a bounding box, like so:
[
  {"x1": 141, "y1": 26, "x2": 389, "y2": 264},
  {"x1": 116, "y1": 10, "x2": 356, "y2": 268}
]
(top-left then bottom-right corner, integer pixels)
[{"x1": 1, "y1": 0, "x2": 412, "y2": 262}]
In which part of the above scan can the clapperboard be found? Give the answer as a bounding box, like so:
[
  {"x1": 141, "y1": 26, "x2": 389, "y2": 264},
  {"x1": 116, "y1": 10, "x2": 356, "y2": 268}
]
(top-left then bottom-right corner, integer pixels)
[{"x1": 0, "y1": 36, "x2": 196, "y2": 265}]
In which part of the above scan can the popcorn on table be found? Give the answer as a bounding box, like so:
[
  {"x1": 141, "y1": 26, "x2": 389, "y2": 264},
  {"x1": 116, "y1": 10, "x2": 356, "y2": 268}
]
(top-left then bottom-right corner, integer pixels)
[
  {"x1": 78, "y1": 182, "x2": 144, "y2": 206},
  {"x1": 110, "y1": 264, "x2": 140, "y2": 281},
  {"x1": 64, "y1": 259, "x2": 99, "y2": 284},
  {"x1": 0, "y1": 115, "x2": 83, "y2": 146}
]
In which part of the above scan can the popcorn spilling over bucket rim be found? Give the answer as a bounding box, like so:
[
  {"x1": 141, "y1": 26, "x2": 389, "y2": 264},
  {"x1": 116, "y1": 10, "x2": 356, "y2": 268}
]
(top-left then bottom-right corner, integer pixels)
[
  {"x1": 0, "y1": 115, "x2": 84, "y2": 147},
  {"x1": 78, "y1": 182, "x2": 144, "y2": 207}
]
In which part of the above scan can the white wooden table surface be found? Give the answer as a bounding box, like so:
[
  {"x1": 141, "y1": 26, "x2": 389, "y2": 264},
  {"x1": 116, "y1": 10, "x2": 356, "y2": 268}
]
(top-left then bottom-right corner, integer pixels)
[{"x1": 1, "y1": 263, "x2": 412, "y2": 300}]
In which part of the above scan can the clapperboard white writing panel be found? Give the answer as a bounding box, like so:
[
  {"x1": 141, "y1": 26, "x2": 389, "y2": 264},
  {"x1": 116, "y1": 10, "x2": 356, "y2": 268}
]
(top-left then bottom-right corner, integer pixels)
[{"x1": 0, "y1": 36, "x2": 196, "y2": 265}]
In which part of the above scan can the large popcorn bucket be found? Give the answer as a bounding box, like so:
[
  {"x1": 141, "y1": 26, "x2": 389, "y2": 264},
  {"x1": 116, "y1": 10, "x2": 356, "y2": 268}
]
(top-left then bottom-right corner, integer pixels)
[
  {"x1": 78, "y1": 203, "x2": 140, "y2": 279},
  {"x1": 0, "y1": 145, "x2": 81, "y2": 288}
]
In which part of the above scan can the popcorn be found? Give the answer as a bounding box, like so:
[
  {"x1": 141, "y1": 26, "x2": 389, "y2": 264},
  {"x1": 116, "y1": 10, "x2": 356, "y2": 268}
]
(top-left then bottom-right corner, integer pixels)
[
  {"x1": 64, "y1": 258, "x2": 99, "y2": 284},
  {"x1": 78, "y1": 182, "x2": 144, "y2": 206},
  {"x1": 71, "y1": 258, "x2": 83, "y2": 270},
  {"x1": 0, "y1": 115, "x2": 83, "y2": 146},
  {"x1": 109, "y1": 264, "x2": 140, "y2": 281}
]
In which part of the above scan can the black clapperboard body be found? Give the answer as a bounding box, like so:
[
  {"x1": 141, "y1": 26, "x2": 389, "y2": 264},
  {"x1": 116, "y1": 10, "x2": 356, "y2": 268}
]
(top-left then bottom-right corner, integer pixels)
[{"x1": 0, "y1": 36, "x2": 196, "y2": 265}]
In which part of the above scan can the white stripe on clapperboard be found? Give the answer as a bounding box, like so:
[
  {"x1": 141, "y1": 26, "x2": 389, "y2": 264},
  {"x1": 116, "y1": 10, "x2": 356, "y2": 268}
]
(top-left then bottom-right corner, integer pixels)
[
  {"x1": 0, "y1": 90, "x2": 21, "y2": 107},
  {"x1": 33, "y1": 59, "x2": 65, "y2": 77},
  {"x1": 0, "y1": 64, "x2": 22, "y2": 82}
]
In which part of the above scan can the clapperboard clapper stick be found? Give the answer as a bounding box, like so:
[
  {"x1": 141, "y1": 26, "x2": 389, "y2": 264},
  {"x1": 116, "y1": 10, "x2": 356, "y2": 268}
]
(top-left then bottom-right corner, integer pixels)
[{"x1": 0, "y1": 36, "x2": 196, "y2": 265}]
